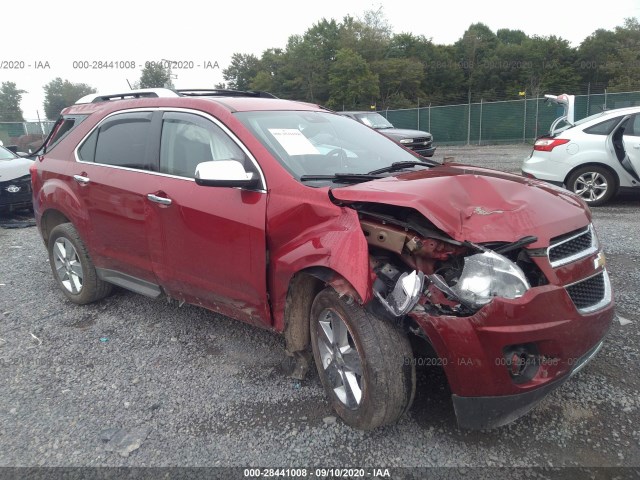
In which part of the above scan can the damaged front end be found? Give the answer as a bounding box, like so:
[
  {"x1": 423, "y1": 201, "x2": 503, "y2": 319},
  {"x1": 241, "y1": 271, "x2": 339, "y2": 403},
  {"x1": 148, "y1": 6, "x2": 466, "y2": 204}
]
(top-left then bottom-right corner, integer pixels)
[
  {"x1": 357, "y1": 204, "x2": 544, "y2": 319},
  {"x1": 346, "y1": 201, "x2": 612, "y2": 430}
]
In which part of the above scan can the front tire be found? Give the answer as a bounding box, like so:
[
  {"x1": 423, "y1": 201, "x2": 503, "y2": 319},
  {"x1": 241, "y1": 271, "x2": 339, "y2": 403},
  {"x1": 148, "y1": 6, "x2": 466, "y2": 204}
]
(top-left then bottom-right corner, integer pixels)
[
  {"x1": 566, "y1": 166, "x2": 616, "y2": 206},
  {"x1": 48, "y1": 223, "x2": 112, "y2": 304},
  {"x1": 310, "y1": 288, "x2": 416, "y2": 430}
]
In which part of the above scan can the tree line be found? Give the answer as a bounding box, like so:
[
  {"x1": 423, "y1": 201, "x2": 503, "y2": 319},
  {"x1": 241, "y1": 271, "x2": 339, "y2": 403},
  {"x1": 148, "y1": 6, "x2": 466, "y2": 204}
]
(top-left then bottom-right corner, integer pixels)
[
  {"x1": 1, "y1": 11, "x2": 638, "y2": 121},
  {"x1": 220, "y1": 12, "x2": 640, "y2": 109}
]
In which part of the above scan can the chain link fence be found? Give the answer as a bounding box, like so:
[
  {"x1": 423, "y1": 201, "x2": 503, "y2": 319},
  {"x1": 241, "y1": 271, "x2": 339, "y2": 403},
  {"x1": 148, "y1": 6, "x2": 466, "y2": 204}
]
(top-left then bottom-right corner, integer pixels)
[
  {"x1": 383, "y1": 90, "x2": 640, "y2": 146},
  {"x1": 0, "y1": 120, "x2": 56, "y2": 152},
  {"x1": 4, "y1": 91, "x2": 640, "y2": 150}
]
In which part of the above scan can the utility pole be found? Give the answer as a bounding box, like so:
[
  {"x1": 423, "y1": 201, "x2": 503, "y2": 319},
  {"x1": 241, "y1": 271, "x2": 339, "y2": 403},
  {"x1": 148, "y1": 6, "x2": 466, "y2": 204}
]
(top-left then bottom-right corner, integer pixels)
[
  {"x1": 478, "y1": 99, "x2": 483, "y2": 146},
  {"x1": 161, "y1": 59, "x2": 178, "y2": 88},
  {"x1": 467, "y1": 88, "x2": 471, "y2": 145},
  {"x1": 523, "y1": 90, "x2": 527, "y2": 144}
]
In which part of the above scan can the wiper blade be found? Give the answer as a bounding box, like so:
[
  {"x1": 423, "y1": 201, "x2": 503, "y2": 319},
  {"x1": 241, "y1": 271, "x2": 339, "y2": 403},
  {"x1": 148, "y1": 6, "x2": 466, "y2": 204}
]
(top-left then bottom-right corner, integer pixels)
[
  {"x1": 367, "y1": 161, "x2": 433, "y2": 175},
  {"x1": 300, "y1": 173, "x2": 384, "y2": 184}
]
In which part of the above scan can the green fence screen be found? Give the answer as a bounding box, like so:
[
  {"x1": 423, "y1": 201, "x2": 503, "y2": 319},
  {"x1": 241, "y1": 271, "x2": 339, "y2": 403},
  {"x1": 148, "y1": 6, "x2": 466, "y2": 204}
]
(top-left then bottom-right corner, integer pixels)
[{"x1": 382, "y1": 91, "x2": 640, "y2": 146}]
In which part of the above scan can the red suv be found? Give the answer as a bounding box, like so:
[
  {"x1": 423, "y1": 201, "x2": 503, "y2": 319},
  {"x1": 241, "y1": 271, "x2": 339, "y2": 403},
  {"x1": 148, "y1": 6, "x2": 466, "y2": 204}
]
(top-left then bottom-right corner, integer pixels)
[{"x1": 31, "y1": 88, "x2": 614, "y2": 430}]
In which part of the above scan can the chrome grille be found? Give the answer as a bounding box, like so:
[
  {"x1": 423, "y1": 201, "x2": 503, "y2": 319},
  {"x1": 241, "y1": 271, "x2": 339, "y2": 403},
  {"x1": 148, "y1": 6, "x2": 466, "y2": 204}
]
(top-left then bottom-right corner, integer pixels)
[
  {"x1": 565, "y1": 270, "x2": 611, "y2": 314},
  {"x1": 548, "y1": 225, "x2": 598, "y2": 267}
]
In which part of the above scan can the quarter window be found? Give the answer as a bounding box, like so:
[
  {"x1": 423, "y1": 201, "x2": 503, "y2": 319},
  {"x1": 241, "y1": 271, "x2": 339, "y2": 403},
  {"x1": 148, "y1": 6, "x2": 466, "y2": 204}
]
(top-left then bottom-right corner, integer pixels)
[
  {"x1": 46, "y1": 115, "x2": 88, "y2": 151},
  {"x1": 159, "y1": 112, "x2": 248, "y2": 178},
  {"x1": 583, "y1": 116, "x2": 623, "y2": 135}
]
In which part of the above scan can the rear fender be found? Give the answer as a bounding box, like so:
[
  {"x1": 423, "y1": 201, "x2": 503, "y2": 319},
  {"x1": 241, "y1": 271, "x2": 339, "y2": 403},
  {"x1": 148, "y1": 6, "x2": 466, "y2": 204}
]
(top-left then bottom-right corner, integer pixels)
[{"x1": 36, "y1": 178, "x2": 90, "y2": 245}]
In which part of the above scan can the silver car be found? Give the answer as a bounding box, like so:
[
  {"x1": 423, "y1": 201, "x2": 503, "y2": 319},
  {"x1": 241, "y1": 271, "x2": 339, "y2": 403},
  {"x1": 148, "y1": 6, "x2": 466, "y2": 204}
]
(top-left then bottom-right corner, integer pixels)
[{"x1": 522, "y1": 94, "x2": 640, "y2": 206}]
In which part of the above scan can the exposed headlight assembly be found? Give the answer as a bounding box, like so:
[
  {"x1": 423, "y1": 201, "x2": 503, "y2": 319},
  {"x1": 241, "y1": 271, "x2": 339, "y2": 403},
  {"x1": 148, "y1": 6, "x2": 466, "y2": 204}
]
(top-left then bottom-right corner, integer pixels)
[
  {"x1": 374, "y1": 270, "x2": 425, "y2": 317},
  {"x1": 451, "y1": 251, "x2": 530, "y2": 308}
]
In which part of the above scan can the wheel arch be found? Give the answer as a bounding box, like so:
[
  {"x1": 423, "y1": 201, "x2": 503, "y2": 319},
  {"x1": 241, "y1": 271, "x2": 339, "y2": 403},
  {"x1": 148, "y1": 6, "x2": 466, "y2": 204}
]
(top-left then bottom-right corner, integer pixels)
[
  {"x1": 40, "y1": 209, "x2": 71, "y2": 246},
  {"x1": 36, "y1": 177, "x2": 90, "y2": 246},
  {"x1": 282, "y1": 267, "x2": 360, "y2": 356}
]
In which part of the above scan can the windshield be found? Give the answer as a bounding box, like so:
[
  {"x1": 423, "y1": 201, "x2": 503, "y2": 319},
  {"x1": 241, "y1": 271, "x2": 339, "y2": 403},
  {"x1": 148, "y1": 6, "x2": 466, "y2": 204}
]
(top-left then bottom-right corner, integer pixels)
[
  {"x1": 354, "y1": 112, "x2": 394, "y2": 129},
  {"x1": 235, "y1": 111, "x2": 422, "y2": 183},
  {"x1": 0, "y1": 146, "x2": 19, "y2": 160}
]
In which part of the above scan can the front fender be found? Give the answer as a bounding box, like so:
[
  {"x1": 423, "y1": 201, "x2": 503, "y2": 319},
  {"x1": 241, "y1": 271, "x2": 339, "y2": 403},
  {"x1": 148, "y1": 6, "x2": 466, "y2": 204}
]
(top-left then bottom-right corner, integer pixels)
[{"x1": 268, "y1": 199, "x2": 371, "y2": 332}]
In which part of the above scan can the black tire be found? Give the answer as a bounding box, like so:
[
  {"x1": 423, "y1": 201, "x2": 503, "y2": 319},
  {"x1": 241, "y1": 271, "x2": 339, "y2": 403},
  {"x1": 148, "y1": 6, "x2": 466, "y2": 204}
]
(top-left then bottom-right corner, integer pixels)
[
  {"x1": 48, "y1": 223, "x2": 112, "y2": 304},
  {"x1": 310, "y1": 288, "x2": 416, "y2": 430},
  {"x1": 566, "y1": 165, "x2": 617, "y2": 206}
]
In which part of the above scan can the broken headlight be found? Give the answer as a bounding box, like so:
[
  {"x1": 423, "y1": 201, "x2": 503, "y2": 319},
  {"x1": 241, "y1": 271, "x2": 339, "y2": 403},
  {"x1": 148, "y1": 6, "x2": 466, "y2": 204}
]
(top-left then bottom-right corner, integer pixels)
[
  {"x1": 373, "y1": 267, "x2": 425, "y2": 317},
  {"x1": 451, "y1": 251, "x2": 530, "y2": 308}
]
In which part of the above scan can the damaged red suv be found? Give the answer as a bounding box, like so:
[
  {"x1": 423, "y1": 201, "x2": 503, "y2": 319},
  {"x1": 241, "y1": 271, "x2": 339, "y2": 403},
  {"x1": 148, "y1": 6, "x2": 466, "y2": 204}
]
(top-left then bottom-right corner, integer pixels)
[{"x1": 31, "y1": 88, "x2": 614, "y2": 430}]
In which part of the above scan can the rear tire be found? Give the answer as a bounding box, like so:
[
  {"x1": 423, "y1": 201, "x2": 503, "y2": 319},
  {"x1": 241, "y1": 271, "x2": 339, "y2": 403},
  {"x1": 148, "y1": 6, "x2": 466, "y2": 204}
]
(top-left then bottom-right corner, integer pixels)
[
  {"x1": 310, "y1": 288, "x2": 416, "y2": 430},
  {"x1": 566, "y1": 166, "x2": 616, "y2": 206},
  {"x1": 48, "y1": 223, "x2": 112, "y2": 304}
]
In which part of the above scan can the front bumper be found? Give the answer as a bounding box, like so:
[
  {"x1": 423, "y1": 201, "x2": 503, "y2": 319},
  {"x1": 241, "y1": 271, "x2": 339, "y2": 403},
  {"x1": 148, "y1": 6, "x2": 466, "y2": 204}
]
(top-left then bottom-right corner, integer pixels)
[
  {"x1": 409, "y1": 268, "x2": 614, "y2": 429},
  {"x1": 452, "y1": 337, "x2": 605, "y2": 429},
  {"x1": 414, "y1": 145, "x2": 436, "y2": 157}
]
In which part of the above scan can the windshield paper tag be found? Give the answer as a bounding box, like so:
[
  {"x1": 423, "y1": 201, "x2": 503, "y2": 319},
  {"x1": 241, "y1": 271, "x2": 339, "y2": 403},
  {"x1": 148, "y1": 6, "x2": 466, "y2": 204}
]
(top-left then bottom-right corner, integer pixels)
[{"x1": 268, "y1": 129, "x2": 319, "y2": 155}]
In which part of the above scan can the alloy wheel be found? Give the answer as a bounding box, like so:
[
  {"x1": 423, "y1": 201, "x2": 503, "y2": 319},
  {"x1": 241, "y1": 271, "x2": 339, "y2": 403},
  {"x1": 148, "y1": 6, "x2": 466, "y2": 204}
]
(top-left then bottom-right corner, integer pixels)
[
  {"x1": 53, "y1": 237, "x2": 84, "y2": 294},
  {"x1": 573, "y1": 172, "x2": 608, "y2": 202},
  {"x1": 316, "y1": 308, "x2": 364, "y2": 410}
]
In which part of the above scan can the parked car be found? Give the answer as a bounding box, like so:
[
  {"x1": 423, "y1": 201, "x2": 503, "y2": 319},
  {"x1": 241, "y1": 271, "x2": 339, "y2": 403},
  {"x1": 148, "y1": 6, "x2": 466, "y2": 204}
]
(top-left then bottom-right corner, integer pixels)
[
  {"x1": 337, "y1": 111, "x2": 436, "y2": 157},
  {"x1": 522, "y1": 93, "x2": 640, "y2": 206},
  {"x1": 31, "y1": 88, "x2": 613, "y2": 430},
  {"x1": 0, "y1": 145, "x2": 34, "y2": 213}
]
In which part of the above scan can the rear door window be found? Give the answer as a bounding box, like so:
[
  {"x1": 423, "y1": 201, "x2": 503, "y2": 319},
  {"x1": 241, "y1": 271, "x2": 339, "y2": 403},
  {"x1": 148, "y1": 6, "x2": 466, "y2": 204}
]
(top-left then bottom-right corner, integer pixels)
[
  {"x1": 623, "y1": 114, "x2": 640, "y2": 137},
  {"x1": 80, "y1": 112, "x2": 155, "y2": 170}
]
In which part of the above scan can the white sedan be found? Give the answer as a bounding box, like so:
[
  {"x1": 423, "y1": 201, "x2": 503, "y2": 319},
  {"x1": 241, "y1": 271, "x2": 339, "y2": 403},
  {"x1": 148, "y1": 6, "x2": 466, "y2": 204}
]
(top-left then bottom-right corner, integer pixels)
[{"x1": 522, "y1": 95, "x2": 640, "y2": 206}]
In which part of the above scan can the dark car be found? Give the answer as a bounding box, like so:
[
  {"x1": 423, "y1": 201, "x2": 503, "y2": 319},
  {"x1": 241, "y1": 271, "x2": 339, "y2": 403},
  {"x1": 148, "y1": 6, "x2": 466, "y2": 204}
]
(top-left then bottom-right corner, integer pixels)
[
  {"x1": 338, "y1": 111, "x2": 436, "y2": 157},
  {"x1": 31, "y1": 88, "x2": 613, "y2": 430},
  {"x1": 0, "y1": 144, "x2": 34, "y2": 213}
]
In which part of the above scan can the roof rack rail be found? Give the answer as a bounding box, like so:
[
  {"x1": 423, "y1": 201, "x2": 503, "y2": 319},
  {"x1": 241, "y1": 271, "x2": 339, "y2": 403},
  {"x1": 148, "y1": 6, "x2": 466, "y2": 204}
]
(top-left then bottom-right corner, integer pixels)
[
  {"x1": 75, "y1": 88, "x2": 180, "y2": 104},
  {"x1": 176, "y1": 89, "x2": 278, "y2": 99}
]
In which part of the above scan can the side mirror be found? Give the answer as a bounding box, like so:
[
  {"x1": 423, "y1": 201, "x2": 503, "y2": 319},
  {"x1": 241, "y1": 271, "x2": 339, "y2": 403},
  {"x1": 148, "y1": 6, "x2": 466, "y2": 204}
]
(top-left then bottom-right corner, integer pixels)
[{"x1": 194, "y1": 160, "x2": 260, "y2": 189}]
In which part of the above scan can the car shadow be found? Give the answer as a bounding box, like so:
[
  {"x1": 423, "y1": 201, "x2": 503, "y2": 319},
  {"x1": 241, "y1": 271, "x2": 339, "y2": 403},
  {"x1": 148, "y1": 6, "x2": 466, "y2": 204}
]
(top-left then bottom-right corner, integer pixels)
[
  {"x1": 0, "y1": 208, "x2": 35, "y2": 229},
  {"x1": 410, "y1": 364, "x2": 458, "y2": 428},
  {"x1": 602, "y1": 190, "x2": 640, "y2": 206}
]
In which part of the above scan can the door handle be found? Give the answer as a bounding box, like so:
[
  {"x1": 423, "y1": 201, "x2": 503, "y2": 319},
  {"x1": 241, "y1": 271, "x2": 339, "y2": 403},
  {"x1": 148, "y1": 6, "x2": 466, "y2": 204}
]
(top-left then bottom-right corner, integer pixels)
[
  {"x1": 73, "y1": 174, "x2": 90, "y2": 185},
  {"x1": 147, "y1": 193, "x2": 172, "y2": 206},
  {"x1": 633, "y1": 144, "x2": 640, "y2": 149}
]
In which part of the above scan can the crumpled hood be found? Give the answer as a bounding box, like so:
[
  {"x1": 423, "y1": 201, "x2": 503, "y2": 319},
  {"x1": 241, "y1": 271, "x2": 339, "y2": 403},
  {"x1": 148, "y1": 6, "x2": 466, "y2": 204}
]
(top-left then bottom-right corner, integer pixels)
[
  {"x1": 331, "y1": 164, "x2": 591, "y2": 247},
  {"x1": 0, "y1": 158, "x2": 34, "y2": 182}
]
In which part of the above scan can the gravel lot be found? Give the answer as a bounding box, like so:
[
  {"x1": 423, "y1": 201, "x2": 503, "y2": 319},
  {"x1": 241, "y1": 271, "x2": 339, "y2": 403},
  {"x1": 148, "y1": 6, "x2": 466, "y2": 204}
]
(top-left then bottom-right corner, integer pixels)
[{"x1": 1, "y1": 145, "x2": 639, "y2": 474}]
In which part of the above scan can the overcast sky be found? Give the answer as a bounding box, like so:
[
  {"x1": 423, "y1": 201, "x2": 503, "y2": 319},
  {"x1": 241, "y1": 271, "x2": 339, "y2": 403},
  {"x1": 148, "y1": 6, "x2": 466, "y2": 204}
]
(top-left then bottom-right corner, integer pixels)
[{"x1": 4, "y1": 0, "x2": 639, "y2": 120}]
